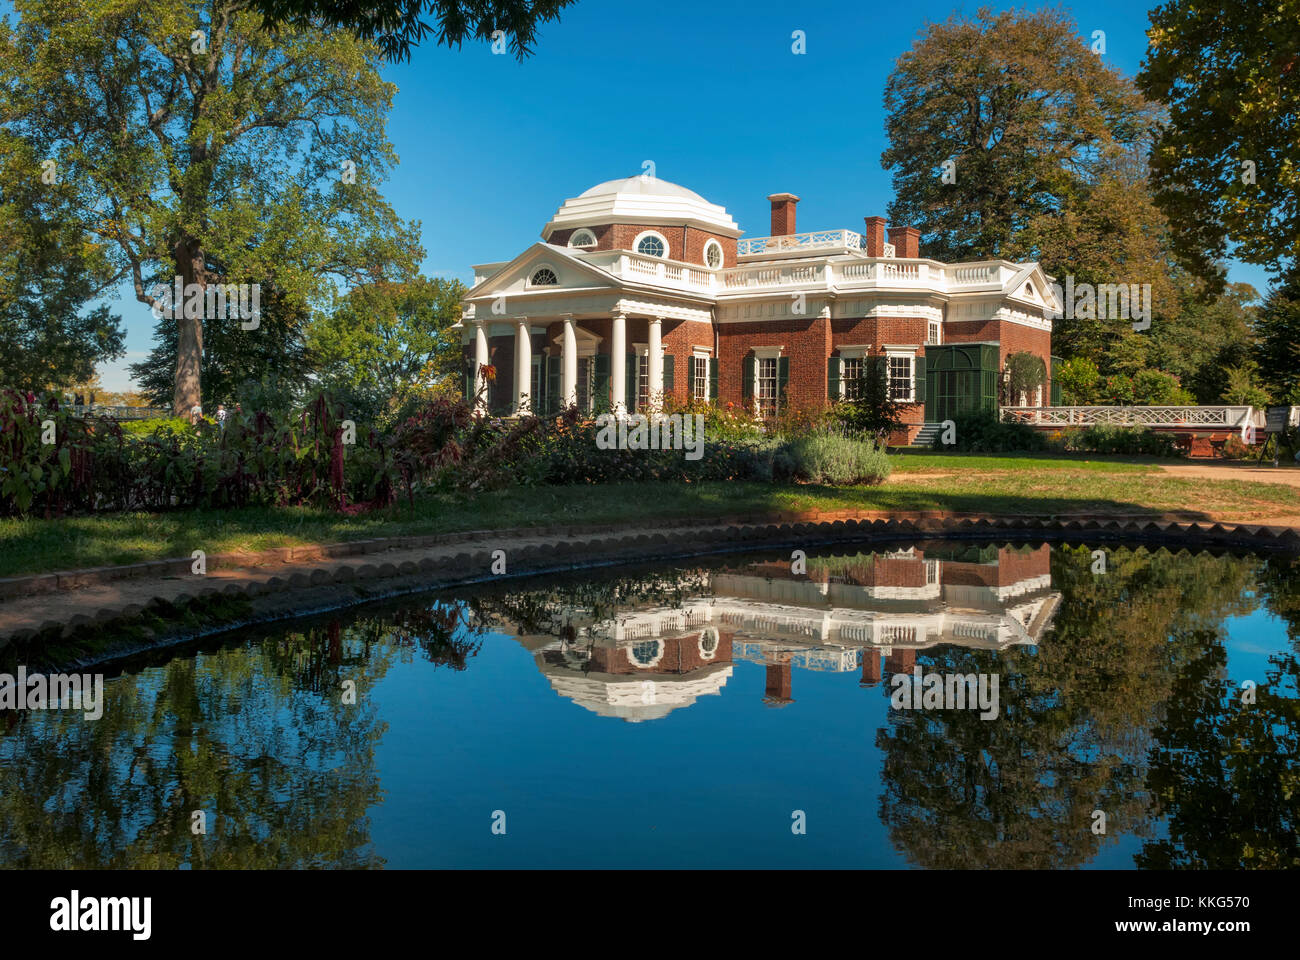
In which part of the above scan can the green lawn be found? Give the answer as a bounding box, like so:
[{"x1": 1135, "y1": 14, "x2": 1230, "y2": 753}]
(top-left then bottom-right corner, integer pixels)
[{"x1": 1, "y1": 452, "x2": 1295, "y2": 578}]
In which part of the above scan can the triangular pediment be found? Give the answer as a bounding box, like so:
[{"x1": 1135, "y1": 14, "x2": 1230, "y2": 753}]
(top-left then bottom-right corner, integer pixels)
[{"x1": 464, "y1": 243, "x2": 620, "y2": 301}]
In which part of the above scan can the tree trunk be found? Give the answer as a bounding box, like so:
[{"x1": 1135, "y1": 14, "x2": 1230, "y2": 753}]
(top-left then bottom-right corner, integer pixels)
[{"x1": 172, "y1": 237, "x2": 206, "y2": 417}]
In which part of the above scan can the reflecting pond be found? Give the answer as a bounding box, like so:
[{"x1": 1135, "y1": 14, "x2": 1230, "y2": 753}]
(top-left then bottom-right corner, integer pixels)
[{"x1": 2, "y1": 540, "x2": 1297, "y2": 869}]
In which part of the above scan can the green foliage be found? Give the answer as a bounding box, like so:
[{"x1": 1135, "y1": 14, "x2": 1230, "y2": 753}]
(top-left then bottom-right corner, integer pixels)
[
  {"x1": 0, "y1": 1, "x2": 422, "y2": 413},
  {"x1": 1255, "y1": 271, "x2": 1300, "y2": 402},
  {"x1": 1138, "y1": 0, "x2": 1300, "y2": 277},
  {"x1": 307, "y1": 275, "x2": 467, "y2": 425},
  {"x1": 832, "y1": 363, "x2": 904, "y2": 444},
  {"x1": 882, "y1": 7, "x2": 1148, "y2": 263},
  {"x1": 786, "y1": 430, "x2": 892, "y2": 485},
  {"x1": 1057, "y1": 357, "x2": 1101, "y2": 404},
  {"x1": 1006, "y1": 351, "x2": 1047, "y2": 396},
  {"x1": 1058, "y1": 424, "x2": 1184, "y2": 457},
  {"x1": 0, "y1": 128, "x2": 124, "y2": 391},
  {"x1": 1098, "y1": 369, "x2": 1195, "y2": 405},
  {"x1": 1219, "y1": 363, "x2": 1271, "y2": 408},
  {"x1": 935, "y1": 410, "x2": 1048, "y2": 453},
  {"x1": 250, "y1": 0, "x2": 577, "y2": 62}
]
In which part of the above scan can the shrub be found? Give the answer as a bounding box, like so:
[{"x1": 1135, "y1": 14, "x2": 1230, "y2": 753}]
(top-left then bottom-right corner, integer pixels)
[
  {"x1": 1058, "y1": 423, "x2": 1184, "y2": 457},
  {"x1": 1220, "y1": 435, "x2": 1251, "y2": 460},
  {"x1": 787, "y1": 430, "x2": 892, "y2": 485},
  {"x1": 933, "y1": 410, "x2": 1048, "y2": 453}
]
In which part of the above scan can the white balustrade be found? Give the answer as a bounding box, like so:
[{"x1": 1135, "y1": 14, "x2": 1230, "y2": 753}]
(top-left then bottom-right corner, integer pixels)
[
  {"x1": 1001, "y1": 406, "x2": 1258, "y2": 428},
  {"x1": 738, "y1": 229, "x2": 863, "y2": 256}
]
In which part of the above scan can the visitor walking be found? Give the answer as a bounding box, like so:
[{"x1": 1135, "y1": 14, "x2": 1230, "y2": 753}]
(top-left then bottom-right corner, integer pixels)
[{"x1": 216, "y1": 404, "x2": 227, "y2": 431}]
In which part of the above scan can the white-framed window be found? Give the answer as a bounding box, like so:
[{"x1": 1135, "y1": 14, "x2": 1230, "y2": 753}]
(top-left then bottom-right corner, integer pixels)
[
  {"x1": 703, "y1": 239, "x2": 724, "y2": 269},
  {"x1": 887, "y1": 351, "x2": 915, "y2": 403},
  {"x1": 576, "y1": 356, "x2": 595, "y2": 412},
  {"x1": 628, "y1": 639, "x2": 663, "y2": 668},
  {"x1": 634, "y1": 346, "x2": 649, "y2": 412},
  {"x1": 927, "y1": 320, "x2": 941, "y2": 345},
  {"x1": 842, "y1": 356, "x2": 864, "y2": 400},
  {"x1": 634, "y1": 230, "x2": 669, "y2": 258},
  {"x1": 529, "y1": 266, "x2": 558, "y2": 286},
  {"x1": 692, "y1": 353, "x2": 710, "y2": 402},
  {"x1": 698, "y1": 627, "x2": 719, "y2": 660},
  {"x1": 568, "y1": 228, "x2": 597, "y2": 248},
  {"x1": 757, "y1": 356, "x2": 779, "y2": 416}
]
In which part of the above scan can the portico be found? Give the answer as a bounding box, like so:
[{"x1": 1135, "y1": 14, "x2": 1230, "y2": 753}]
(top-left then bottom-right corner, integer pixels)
[{"x1": 458, "y1": 174, "x2": 1057, "y2": 442}]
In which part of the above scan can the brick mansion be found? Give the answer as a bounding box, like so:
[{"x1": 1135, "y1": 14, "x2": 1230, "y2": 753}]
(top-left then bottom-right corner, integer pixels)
[{"x1": 459, "y1": 175, "x2": 1059, "y2": 444}]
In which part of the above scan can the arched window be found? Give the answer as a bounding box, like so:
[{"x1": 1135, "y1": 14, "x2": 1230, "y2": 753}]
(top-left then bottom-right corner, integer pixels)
[
  {"x1": 635, "y1": 231, "x2": 668, "y2": 258},
  {"x1": 568, "y1": 228, "x2": 597, "y2": 248},
  {"x1": 530, "y1": 267, "x2": 558, "y2": 286},
  {"x1": 630, "y1": 640, "x2": 662, "y2": 667},
  {"x1": 698, "y1": 627, "x2": 719, "y2": 660},
  {"x1": 703, "y1": 239, "x2": 723, "y2": 269}
]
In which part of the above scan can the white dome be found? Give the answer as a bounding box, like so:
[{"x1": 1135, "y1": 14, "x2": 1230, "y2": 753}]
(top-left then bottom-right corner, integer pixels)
[
  {"x1": 542, "y1": 175, "x2": 741, "y2": 240},
  {"x1": 577, "y1": 175, "x2": 712, "y2": 203}
]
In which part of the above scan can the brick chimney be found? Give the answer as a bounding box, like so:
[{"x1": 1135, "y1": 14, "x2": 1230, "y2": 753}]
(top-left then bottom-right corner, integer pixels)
[
  {"x1": 889, "y1": 225, "x2": 920, "y2": 259},
  {"x1": 768, "y1": 193, "x2": 800, "y2": 236},
  {"x1": 863, "y1": 216, "x2": 887, "y2": 256}
]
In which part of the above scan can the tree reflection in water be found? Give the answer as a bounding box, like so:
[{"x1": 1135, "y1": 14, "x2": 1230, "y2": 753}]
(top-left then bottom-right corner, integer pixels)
[{"x1": 0, "y1": 545, "x2": 1295, "y2": 869}]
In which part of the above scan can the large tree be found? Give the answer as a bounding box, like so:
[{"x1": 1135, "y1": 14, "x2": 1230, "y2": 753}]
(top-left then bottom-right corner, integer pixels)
[
  {"x1": 881, "y1": 7, "x2": 1149, "y2": 263},
  {"x1": 0, "y1": 1, "x2": 420, "y2": 416},
  {"x1": 1138, "y1": 0, "x2": 1300, "y2": 280},
  {"x1": 1254, "y1": 271, "x2": 1300, "y2": 404},
  {"x1": 251, "y1": 0, "x2": 575, "y2": 62},
  {"x1": 0, "y1": 128, "x2": 124, "y2": 392},
  {"x1": 306, "y1": 275, "x2": 466, "y2": 421}
]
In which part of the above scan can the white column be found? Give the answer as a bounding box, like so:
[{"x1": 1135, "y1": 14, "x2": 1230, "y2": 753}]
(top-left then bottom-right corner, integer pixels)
[
  {"x1": 473, "y1": 319, "x2": 489, "y2": 415},
  {"x1": 647, "y1": 316, "x2": 663, "y2": 412},
  {"x1": 561, "y1": 316, "x2": 578, "y2": 408},
  {"x1": 514, "y1": 319, "x2": 531, "y2": 414},
  {"x1": 610, "y1": 312, "x2": 627, "y2": 415}
]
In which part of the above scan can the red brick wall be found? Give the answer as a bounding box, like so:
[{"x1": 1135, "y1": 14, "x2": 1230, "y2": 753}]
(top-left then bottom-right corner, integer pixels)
[
  {"x1": 663, "y1": 319, "x2": 715, "y2": 402},
  {"x1": 717, "y1": 317, "x2": 831, "y2": 411},
  {"x1": 995, "y1": 545, "x2": 1051, "y2": 586},
  {"x1": 589, "y1": 631, "x2": 735, "y2": 675}
]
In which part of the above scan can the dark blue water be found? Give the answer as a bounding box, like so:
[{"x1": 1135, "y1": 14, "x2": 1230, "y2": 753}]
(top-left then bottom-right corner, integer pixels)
[{"x1": 2, "y1": 540, "x2": 1297, "y2": 868}]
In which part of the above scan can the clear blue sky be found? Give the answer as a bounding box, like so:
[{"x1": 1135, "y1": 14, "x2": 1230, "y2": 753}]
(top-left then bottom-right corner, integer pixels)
[{"x1": 88, "y1": 0, "x2": 1270, "y2": 391}]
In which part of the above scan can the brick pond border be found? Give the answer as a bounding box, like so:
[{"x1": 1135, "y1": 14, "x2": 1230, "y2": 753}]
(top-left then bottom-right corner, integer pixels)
[{"x1": 1, "y1": 510, "x2": 1297, "y2": 655}]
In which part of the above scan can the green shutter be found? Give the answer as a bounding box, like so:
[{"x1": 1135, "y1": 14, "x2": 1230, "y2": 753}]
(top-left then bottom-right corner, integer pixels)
[
  {"x1": 827, "y1": 356, "x2": 841, "y2": 400},
  {"x1": 626, "y1": 354, "x2": 636, "y2": 411},
  {"x1": 708, "y1": 358, "x2": 719, "y2": 403},
  {"x1": 914, "y1": 354, "x2": 926, "y2": 405},
  {"x1": 593, "y1": 353, "x2": 610, "y2": 413},
  {"x1": 546, "y1": 355, "x2": 561, "y2": 414},
  {"x1": 663, "y1": 355, "x2": 674, "y2": 396},
  {"x1": 777, "y1": 356, "x2": 789, "y2": 405},
  {"x1": 742, "y1": 356, "x2": 754, "y2": 398}
]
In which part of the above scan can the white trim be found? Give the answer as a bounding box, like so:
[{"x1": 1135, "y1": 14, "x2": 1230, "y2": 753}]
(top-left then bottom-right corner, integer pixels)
[
  {"x1": 568, "y1": 228, "x2": 597, "y2": 248},
  {"x1": 527, "y1": 263, "x2": 560, "y2": 288},
  {"x1": 633, "y1": 230, "x2": 670, "y2": 259},
  {"x1": 837, "y1": 344, "x2": 872, "y2": 359},
  {"x1": 752, "y1": 345, "x2": 784, "y2": 359},
  {"x1": 702, "y1": 239, "x2": 724, "y2": 270},
  {"x1": 885, "y1": 349, "x2": 917, "y2": 404},
  {"x1": 698, "y1": 627, "x2": 720, "y2": 661},
  {"x1": 626, "y1": 638, "x2": 665, "y2": 669}
]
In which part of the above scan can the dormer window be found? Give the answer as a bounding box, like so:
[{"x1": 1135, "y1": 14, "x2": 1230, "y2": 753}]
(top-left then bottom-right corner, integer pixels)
[
  {"x1": 530, "y1": 267, "x2": 558, "y2": 285},
  {"x1": 568, "y1": 228, "x2": 596, "y2": 248},
  {"x1": 634, "y1": 230, "x2": 668, "y2": 258},
  {"x1": 703, "y1": 239, "x2": 723, "y2": 269}
]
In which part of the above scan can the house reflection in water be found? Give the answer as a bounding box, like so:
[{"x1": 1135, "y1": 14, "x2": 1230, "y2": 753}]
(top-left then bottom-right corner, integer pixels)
[{"x1": 500, "y1": 543, "x2": 1060, "y2": 721}]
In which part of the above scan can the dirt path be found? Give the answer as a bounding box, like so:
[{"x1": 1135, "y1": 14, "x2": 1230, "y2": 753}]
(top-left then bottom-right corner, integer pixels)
[{"x1": 1156, "y1": 462, "x2": 1300, "y2": 489}]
